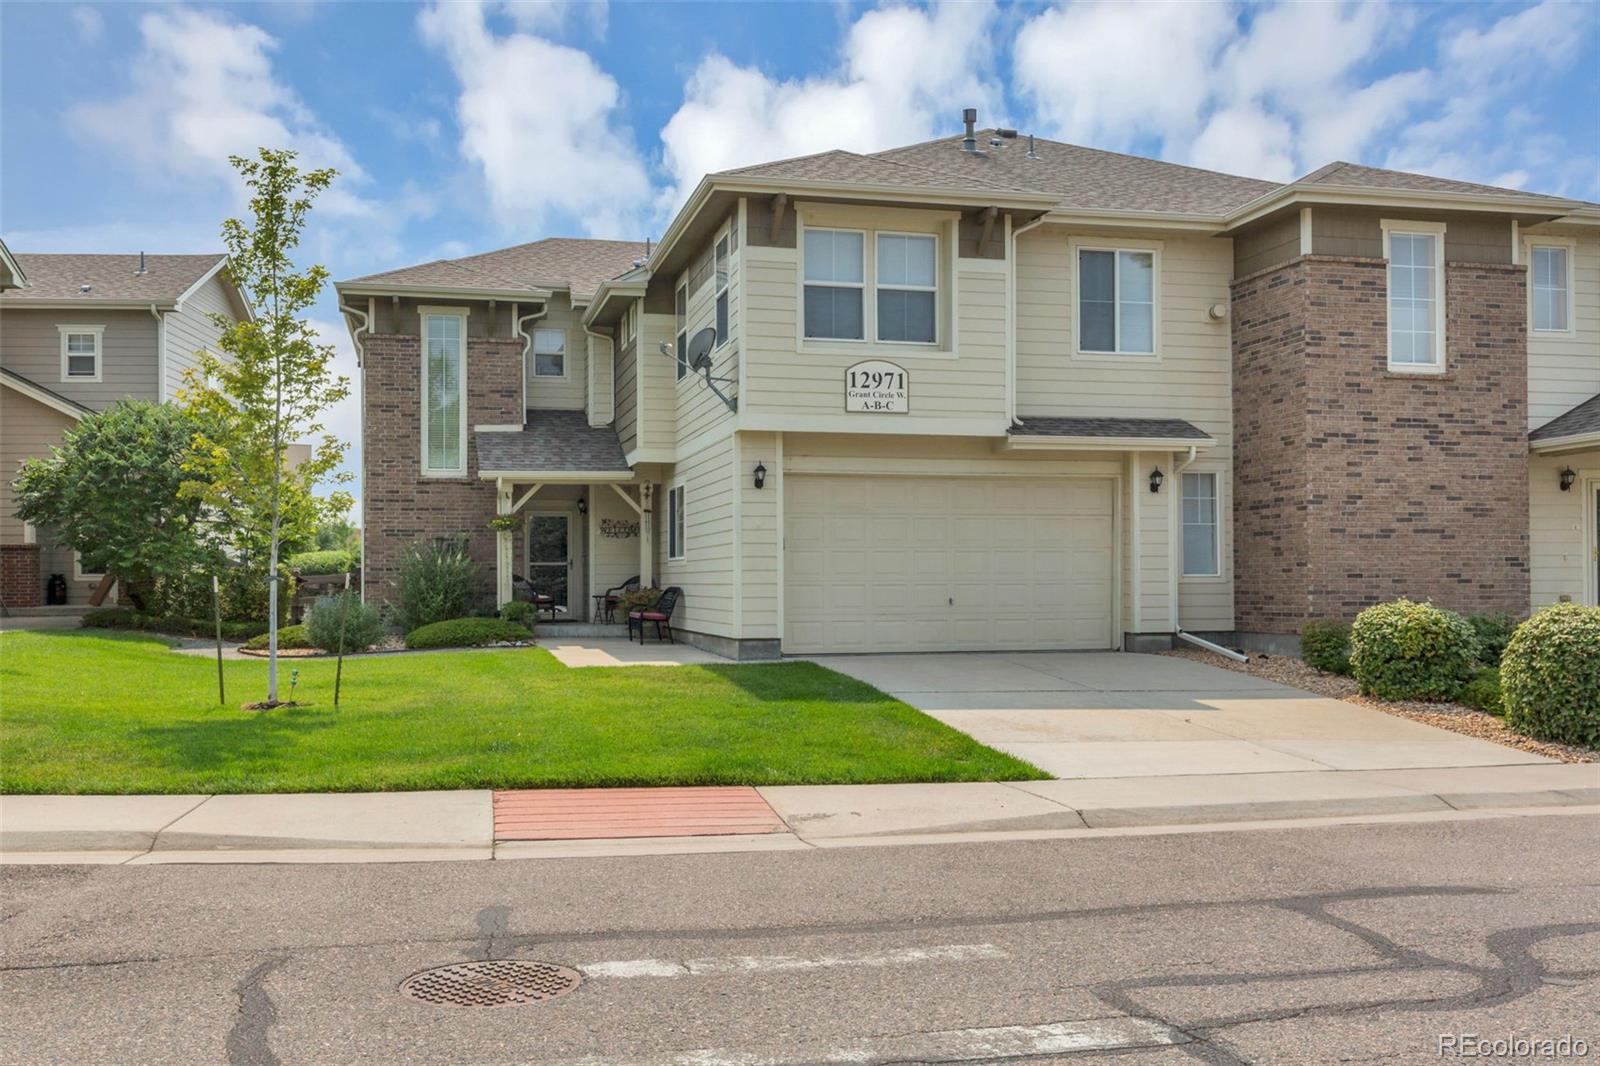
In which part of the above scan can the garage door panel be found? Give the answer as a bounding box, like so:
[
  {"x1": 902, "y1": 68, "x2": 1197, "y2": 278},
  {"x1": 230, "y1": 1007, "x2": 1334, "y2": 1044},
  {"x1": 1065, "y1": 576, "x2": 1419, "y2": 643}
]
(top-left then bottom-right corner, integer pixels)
[{"x1": 785, "y1": 475, "x2": 1115, "y2": 653}]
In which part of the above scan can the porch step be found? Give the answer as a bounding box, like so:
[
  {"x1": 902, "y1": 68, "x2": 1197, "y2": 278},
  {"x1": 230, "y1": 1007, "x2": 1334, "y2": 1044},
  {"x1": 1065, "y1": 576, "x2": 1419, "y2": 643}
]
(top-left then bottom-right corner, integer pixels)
[{"x1": 537, "y1": 622, "x2": 630, "y2": 639}]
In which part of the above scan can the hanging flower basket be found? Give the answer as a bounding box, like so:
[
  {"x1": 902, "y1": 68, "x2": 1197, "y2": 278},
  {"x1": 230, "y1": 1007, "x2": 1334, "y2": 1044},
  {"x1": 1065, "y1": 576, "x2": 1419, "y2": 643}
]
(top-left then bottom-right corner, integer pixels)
[{"x1": 486, "y1": 514, "x2": 524, "y2": 534}]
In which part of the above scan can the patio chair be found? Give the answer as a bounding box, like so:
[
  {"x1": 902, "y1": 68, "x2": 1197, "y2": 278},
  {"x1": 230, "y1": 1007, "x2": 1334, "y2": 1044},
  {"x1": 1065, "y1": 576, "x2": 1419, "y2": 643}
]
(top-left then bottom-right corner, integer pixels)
[
  {"x1": 511, "y1": 575, "x2": 558, "y2": 621},
  {"x1": 598, "y1": 575, "x2": 640, "y2": 624},
  {"x1": 628, "y1": 586, "x2": 682, "y2": 644}
]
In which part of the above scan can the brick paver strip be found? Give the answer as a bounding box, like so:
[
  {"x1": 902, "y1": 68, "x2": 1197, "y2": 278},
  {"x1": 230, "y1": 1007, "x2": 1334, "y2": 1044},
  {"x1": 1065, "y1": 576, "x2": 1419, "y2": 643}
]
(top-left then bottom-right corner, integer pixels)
[{"x1": 493, "y1": 786, "x2": 791, "y2": 841}]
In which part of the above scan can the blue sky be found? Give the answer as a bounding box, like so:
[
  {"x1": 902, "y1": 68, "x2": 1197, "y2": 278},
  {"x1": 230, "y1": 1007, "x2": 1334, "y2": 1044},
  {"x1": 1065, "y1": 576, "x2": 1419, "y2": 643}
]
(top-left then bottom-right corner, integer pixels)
[{"x1": 4, "y1": 1, "x2": 1597, "y2": 515}]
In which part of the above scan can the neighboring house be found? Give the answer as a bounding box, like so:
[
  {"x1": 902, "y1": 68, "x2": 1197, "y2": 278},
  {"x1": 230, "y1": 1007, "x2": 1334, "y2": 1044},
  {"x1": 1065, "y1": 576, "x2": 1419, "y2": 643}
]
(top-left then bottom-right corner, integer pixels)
[
  {"x1": 0, "y1": 245, "x2": 250, "y2": 607},
  {"x1": 338, "y1": 111, "x2": 1599, "y2": 659}
]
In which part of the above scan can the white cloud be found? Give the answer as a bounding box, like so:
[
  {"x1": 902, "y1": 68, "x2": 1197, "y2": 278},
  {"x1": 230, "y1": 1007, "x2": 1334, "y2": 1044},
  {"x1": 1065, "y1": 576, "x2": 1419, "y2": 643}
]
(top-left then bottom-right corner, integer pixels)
[
  {"x1": 500, "y1": 0, "x2": 607, "y2": 38},
  {"x1": 657, "y1": 2, "x2": 1004, "y2": 211},
  {"x1": 1188, "y1": 106, "x2": 1296, "y2": 183},
  {"x1": 418, "y1": 1, "x2": 650, "y2": 238},
  {"x1": 70, "y1": 6, "x2": 103, "y2": 41}
]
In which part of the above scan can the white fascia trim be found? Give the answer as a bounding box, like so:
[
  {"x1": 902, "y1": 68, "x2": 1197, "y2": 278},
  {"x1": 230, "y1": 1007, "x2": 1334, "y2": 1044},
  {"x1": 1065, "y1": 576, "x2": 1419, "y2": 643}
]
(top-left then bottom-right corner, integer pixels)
[
  {"x1": 172, "y1": 256, "x2": 239, "y2": 315},
  {"x1": 337, "y1": 282, "x2": 554, "y2": 302},
  {"x1": 477, "y1": 469, "x2": 635, "y2": 482},
  {"x1": 1041, "y1": 208, "x2": 1223, "y2": 232},
  {"x1": 713, "y1": 175, "x2": 1058, "y2": 210},
  {"x1": 474, "y1": 423, "x2": 524, "y2": 432},
  {"x1": 0, "y1": 240, "x2": 26, "y2": 288},
  {"x1": 1226, "y1": 184, "x2": 1580, "y2": 231},
  {"x1": 581, "y1": 281, "x2": 649, "y2": 328},
  {"x1": 624, "y1": 448, "x2": 676, "y2": 467},
  {"x1": 1529, "y1": 431, "x2": 1600, "y2": 454},
  {"x1": 1, "y1": 299, "x2": 178, "y2": 311},
  {"x1": 0, "y1": 375, "x2": 88, "y2": 420},
  {"x1": 1002, "y1": 435, "x2": 1216, "y2": 452}
]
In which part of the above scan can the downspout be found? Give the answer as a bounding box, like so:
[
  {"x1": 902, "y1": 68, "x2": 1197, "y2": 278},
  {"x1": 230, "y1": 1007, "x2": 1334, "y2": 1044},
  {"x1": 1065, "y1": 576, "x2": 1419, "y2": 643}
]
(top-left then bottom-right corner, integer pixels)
[
  {"x1": 339, "y1": 298, "x2": 372, "y2": 601},
  {"x1": 1007, "y1": 213, "x2": 1047, "y2": 426},
  {"x1": 515, "y1": 302, "x2": 548, "y2": 420},
  {"x1": 149, "y1": 304, "x2": 166, "y2": 401},
  {"x1": 1169, "y1": 444, "x2": 1248, "y2": 662}
]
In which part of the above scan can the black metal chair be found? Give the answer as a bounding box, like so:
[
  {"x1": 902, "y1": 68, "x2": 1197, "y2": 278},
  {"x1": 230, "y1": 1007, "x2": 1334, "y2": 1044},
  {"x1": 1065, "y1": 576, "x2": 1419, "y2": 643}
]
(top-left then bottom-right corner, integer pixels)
[
  {"x1": 599, "y1": 575, "x2": 640, "y2": 624},
  {"x1": 511, "y1": 575, "x2": 558, "y2": 621},
  {"x1": 628, "y1": 586, "x2": 682, "y2": 644}
]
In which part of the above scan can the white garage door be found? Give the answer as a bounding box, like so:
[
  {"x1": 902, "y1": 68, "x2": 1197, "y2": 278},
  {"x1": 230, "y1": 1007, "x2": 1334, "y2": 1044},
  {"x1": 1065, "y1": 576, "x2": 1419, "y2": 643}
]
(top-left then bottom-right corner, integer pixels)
[{"x1": 784, "y1": 475, "x2": 1115, "y2": 653}]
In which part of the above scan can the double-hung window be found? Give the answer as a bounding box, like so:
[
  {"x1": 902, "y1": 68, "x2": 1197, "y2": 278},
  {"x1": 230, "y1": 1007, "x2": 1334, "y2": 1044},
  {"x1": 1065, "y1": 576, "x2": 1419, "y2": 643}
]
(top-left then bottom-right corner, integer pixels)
[
  {"x1": 1530, "y1": 244, "x2": 1571, "y2": 332},
  {"x1": 667, "y1": 484, "x2": 685, "y2": 560},
  {"x1": 1077, "y1": 248, "x2": 1155, "y2": 355},
  {"x1": 533, "y1": 328, "x2": 565, "y2": 377},
  {"x1": 674, "y1": 283, "x2": 688, "y2": 380},
  {"x1": 876, "y1": 233, "x2": 937, "y2": 343},
  {"x1": 1382, "y1": 222, "x2": 1446, "y2": 371},
  {"x1": 1181, "y1": 472, "x2": 1220, "y2": 577},
  {"x1": 421, "y1": 309, "x2": 466, "y2": 477},
  {"x1": 58, "y1": 326, "x2": 104, "y2": 382},
  {"x1": 714, "y1": 234, "x2": 731, "y2": 348},
  {"x1": 803, "y1": 228, "x2": 865, "y2": 340}
]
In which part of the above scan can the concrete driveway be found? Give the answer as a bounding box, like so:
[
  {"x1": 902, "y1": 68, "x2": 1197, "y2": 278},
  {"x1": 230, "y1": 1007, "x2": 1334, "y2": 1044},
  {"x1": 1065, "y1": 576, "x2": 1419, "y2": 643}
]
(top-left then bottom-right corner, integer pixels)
[{"x1": 808, "y1": 651, "x2": 1554, "y2": 779}]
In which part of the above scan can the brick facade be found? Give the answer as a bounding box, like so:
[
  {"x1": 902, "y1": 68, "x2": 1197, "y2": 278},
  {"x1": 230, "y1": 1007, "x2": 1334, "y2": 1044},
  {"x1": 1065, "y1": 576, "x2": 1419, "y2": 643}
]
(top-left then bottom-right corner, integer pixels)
[
  {"x1": 1, "y1": 543, "x2": 41, "y2": 607},
  {"x1": 1232, "y1": 255, "x2": 1530, "y2": 634},
  {"x1": 361, "y1": 333, "x2": 524, "y2": 608}
]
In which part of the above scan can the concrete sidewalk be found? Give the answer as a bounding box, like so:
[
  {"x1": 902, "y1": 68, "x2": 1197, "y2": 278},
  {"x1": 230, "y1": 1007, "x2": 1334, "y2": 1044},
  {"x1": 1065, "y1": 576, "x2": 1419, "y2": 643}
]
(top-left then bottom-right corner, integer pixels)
[{"x1": 3, "y1": 763, "x2": 1595, "y2": 864}]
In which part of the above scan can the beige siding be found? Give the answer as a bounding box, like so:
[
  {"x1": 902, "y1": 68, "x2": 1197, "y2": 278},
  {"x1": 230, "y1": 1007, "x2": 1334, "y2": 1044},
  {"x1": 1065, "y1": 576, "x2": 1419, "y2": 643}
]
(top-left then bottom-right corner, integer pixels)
[
  {"x1": 0, "y1": 307, "x2": 158, "y2": 409},
  {"x1": 524, "y1": 292, "x2": 586, "y2": 411},
  {"x1": 1524, "y1": 226, "x2": 1600, "y2": 430},
  {"x1": 0, "y1": 386, "x2": 103, "y2": 602},
  {"x1": 656, "y1": 434, "x2": 736, "y2": 637},
  {"x1": 735, "y1": 430, "x2": 781, "y2": 639},
  {"x1": 1311, "y1": 206, "x2": 1513, "y2": 265},
  {"x1": 586, "y1": 329, "x2": 614, "y2": 426},
  {"x1": 635, "y1": 313, "x2": 677, "y2": 455},
  {"x1": 164, "y1": 271, "x2": 236, "y2": 399},
  {"x1": 1529, "y1": 449, "x2": 1599, "y2": 608},
  {"x1": 615, "y1": 336, "x2": 639, "y2": 453},
  {"x1": 587, "y1": 482, "x2": 643, "y2": 608},
  {"x1": 674, "y1": 225, "x2": 739, "y2": 448}
]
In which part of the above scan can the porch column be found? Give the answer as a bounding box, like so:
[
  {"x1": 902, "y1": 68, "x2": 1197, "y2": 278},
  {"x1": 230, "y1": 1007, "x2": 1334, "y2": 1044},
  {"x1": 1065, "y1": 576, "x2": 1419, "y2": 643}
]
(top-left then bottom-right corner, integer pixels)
[
  {"x1": 495, "y1": 480, "x2": 514, "y2": 608},
  {"x1": 639, "y1": 482, "x2": 655, "y2": 587}
]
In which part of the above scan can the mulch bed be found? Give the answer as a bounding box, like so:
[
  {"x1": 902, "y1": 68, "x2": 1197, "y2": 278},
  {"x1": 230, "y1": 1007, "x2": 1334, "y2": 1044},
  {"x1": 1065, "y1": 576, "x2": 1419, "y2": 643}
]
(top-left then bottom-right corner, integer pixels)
[{"x1": 1161, "y1": 646, "x2": 1596, "y2": 765}]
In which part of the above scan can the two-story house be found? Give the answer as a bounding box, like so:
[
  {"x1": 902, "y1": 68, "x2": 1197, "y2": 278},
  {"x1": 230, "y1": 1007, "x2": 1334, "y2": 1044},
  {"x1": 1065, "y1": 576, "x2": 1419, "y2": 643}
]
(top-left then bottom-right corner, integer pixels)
[
  {"x1": 0, "y1": 244, "x2": 250, "y2": 607},
  {"x1": 339, "y1": 111, "x2": 1598, "y2": 659}
]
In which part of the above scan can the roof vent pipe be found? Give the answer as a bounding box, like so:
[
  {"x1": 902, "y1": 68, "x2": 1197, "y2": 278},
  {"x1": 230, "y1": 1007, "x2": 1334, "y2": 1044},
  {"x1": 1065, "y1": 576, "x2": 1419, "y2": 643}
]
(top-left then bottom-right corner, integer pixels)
[
  {"x1": 961, "y1": 108, "x2": 978, "y2": 153},
  {"x1": 1027, "y1": 134, "x2": 1038, "y2": 160},
  {"x1": 136, "y1": 251, "x2": 146, "y2": 276}
]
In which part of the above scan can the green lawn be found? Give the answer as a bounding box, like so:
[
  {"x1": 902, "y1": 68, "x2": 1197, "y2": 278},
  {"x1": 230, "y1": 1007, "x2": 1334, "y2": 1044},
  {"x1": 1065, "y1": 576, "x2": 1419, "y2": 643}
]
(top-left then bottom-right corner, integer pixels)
[{"x1": 0, "y1": 629, "x2": 1043, "y2": 794}]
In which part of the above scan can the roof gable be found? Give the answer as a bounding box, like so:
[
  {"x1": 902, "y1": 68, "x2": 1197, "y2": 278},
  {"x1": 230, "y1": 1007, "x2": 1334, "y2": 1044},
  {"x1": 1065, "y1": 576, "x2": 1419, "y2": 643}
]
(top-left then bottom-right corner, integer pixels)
[{"x1": 0, "y1": 253, "x2": 228, "y2": 304}]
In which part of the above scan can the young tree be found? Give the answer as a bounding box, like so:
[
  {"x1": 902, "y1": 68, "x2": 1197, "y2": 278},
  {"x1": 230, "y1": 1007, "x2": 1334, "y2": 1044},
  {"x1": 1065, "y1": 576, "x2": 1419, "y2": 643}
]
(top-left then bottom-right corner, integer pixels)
[
  {"x1": 12, "y1": 400, "x2": 216, "y2": 608},
  {"x1": 181, "y1": 148, "x2": 353, "y2": 705}
]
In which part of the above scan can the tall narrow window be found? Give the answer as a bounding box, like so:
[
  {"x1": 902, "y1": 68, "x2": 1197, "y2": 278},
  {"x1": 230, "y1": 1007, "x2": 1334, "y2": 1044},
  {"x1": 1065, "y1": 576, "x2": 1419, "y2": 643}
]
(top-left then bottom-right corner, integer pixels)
[
  {"x1": 1531, "y1": 245, "x2": 1570, "y2": 331},
  {"x1": 1182, "y1": 472, "x2": 1219, "y2": 577},
  {"x1": 714, "y1": 234, "x2": 731, "y2": 348},
  {"x1": 876, "y1": 233, "x2": 937, "y2": 343},
  {"x1": 675, "y1": 283, "x2": 688, "y2": 381},
  {"x1": 1077, "y1": 249, "x2": 1154, "y2": 354},
  {"x1": 422, "y1": 311, "x2": 465, "y2": 476},
  {"x1": 667, "y1": 484, "x2": 685, "y2": 560},
  {"x1": 58, "y1": 326, "x2": 103, "y2": 382},
  {"x1": 803, "y1": 228, "x2": 865, "y2": 340},
  {"x1": 1383, "y1": 225, "x2": 1444, "y2": 370},
  {"x1": 533, "y1": 328, "x2": 565, "y2": 377}
]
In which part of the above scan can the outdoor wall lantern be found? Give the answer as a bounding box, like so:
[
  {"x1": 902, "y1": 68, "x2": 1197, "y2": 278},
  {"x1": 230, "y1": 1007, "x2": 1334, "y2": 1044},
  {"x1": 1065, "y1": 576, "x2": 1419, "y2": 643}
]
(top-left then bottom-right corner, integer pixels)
[
  {"x1": 753, "y1": 462, "x2": 767, "y2": 490},
  {"x1": 1559, "y1": 467, "x2": 1576, "y2": 492},
  {"x1": 1149, "y1": 467, "x2": 1165, "y2": 494},
  {"x1": 577, "y1": 497, "x2": 588, "y2": 515}
]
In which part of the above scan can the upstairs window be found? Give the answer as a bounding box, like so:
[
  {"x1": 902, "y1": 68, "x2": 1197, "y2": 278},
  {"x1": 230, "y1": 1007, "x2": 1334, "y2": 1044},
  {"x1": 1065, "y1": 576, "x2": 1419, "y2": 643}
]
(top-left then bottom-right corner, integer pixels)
[
  {"x1": 1530, "y1": 244, "x2": 1571, "y2": 332},
  {"x1": 1077, "y1": 248, "x2": 1154, "y2": 355},
  {"x1": 421, "y1": 310, "x2": 466, "y2": 476},
  {"x1": 876, "y1": 233, "x2": 937, "y2": 343},
  {"x1": 533, "y1": 328, "x2": 565, "y2": 377},
  {"x1": 58, "y1": 326, "x2": 104, "y2": 382},
  {"x1": 1182, "y1": 472, "x2": 1220, "y2": 577},
  {"x1": 714, "y1": 234, "x2": 731, "y2": 348},
  {"x1": 675, "y1": 282, "x2": 688, "y2": 380},
  {"x1": 803, "y1": 228, "x2": 865, "y2": 340},
  {"x1": 1382, "y1": 221, "x2": 1446, "y2": 371},
  {"x1": 619, "y1": 302, "x2": 635, "y2": 348},
  {"x1": 667, "y1": 484, "x2": 685, "y2": 560}
]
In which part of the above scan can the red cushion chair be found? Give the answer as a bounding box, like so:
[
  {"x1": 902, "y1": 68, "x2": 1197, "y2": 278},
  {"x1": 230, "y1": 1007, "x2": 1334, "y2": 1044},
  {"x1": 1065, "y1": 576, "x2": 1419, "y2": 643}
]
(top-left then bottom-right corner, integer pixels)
[{"x1": 628, "y1": 586, "x2": 682, "y2": 644}]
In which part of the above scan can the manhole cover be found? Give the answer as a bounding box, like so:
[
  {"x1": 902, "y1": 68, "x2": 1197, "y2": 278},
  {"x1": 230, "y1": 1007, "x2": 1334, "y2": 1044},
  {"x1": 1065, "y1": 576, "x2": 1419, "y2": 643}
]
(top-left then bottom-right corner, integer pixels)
[{"x1": 400, "y1": 960, "x2": 582, "y2": 1007}]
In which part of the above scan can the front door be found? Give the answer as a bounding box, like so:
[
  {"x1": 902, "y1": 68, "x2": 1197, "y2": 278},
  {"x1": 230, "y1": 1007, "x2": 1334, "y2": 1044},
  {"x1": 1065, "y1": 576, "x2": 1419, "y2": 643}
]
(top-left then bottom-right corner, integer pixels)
[{"x1": 526, "y1": 512, "x2": 575, "y2": 617}]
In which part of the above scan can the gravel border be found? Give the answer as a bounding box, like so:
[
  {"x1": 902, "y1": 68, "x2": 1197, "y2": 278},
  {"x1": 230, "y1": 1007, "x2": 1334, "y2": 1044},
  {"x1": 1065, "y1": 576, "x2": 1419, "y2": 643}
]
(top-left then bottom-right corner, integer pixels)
[{"x1": 1161, "y1": 646, "x2": 1596, "y2": 765}]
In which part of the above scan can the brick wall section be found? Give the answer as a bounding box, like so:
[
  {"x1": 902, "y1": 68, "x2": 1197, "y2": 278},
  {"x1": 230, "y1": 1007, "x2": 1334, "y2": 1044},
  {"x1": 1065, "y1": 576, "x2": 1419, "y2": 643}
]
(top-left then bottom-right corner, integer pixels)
[
  {"x1": 1231, "y1": 256, "x2": 1530, "y2": 634},
  {"x1": 1, "y1": 544, "x2": 41, "y2": 607},
  {"x1": 362, "y1": 333, "x2": 523, "y2": 609}
]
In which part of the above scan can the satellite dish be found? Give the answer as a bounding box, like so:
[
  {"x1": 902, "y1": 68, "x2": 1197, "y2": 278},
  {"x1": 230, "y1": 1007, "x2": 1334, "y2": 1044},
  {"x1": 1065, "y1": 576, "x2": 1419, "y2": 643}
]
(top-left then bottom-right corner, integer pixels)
[{"x1": 686, "y1": 326, "x2": 717, "y2": 371}]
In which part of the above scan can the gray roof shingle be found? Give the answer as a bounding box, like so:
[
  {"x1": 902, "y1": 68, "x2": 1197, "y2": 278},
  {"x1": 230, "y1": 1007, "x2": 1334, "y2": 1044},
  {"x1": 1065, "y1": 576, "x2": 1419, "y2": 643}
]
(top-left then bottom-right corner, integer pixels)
[
  {"x1": 1010, "y1": 417, "x2": 1213, "y2": 441},
  {"x1": 0, "y1": 253, "x2": 226, "y2": 304},
  {"x1": 1296, "y1": 161, "x2": 1573, "y2": 203},
  {"x1": 719, "y1": 148, "x2": 1041, "y2": 196},
  {"x1": 476, "y1": 410, "x2": 631, "y2": 474},
  {"x1": 345, "y1": 238, "x2": 647, "y2": 302},
  {"x1": 1530, "y1": 394, "x2": 1600, "y2": 443}
]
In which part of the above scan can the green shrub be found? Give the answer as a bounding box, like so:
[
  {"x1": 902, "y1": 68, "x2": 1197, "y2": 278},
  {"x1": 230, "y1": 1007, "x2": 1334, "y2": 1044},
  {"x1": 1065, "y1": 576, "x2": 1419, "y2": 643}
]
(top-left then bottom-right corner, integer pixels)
[
  {"x1": 394, "y1": 540, "x2": 478, "y2": 632},
  {"x1": 1465, "y1": 612, "x2": 1518, "y2": 667},
  {"x1": 499, "y1": 600, "x2": 540, "y2": 629},
  {"x1": 286, "y1": 549, "x2": 354, "y2": 575},
  {"x1": 615, "y1": 587, "x2": 660, "y2": 615},
  {"x1": 1459, "y1": 668, "x2": 1504, "y2": 716},
  {"x1": 82, "y1": 607, "x2": 138, "y2": 630},
  {"x1": 1300, "y1": 619, "x2": 1353, "y2": 675},
  {"x1": 243, "y1": 624, "x2": 312, "y2": 651},
  {"x1": 81, "y1": 608, "x2": 267, "y2": 642},
  {"x1": 404, "y1": 617, "x2": 533, "y2": 650},
  {"x1": 1500, "y1": 604, "x2": 1600, "y2": 748},
  {"x1": 1349, "y1": 599, "x2": 1480, "y2": 702},
  {"x1": 304, "y1": 592, "x2": 386, "y2": 653}
]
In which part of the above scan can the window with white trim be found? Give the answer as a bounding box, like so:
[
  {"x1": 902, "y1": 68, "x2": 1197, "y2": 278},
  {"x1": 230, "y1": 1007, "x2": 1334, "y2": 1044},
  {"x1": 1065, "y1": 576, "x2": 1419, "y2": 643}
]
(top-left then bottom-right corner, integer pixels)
[
  {"x1": 667, "y1": 484, "x2": 685, "y2": 560},
  {"x1": 674, "y1": 283, "x2": 688, "y2": 381},
  {"x1": 1181, "y1": 472, "x2": 1220, "y2": 577},
  {"x1": 421, "y1": 310, "x2": 466, "y2": 476},
  {"x1": 1383, "y1": 223, "x2": 1445, "y2": 370},
  {"x1": 876, "y1": 233, "x2": 937, "y2": 343},
  {"x1": 533, "y1": 328, "x2": 565, "y2": 377},
  {"x1": 58, "y1": 326, "x2": 104, "y2": 382},
  {"x1": 74, "y1": 552, "x2": 106, "y2": 581},
  {"x1": 803, "y1": 228, "x2": 866, "y2": 340},
  {"x1": 714, "y1": 234, "x2": 731, "y2": 348},
  {"x1": 619, "y1": 301, "x2": 635, "y2": 348},
  {"x1": 1077, "y1": 249, "x2": 1154, "y2": 354},
  {"x1": 1530, "y1": 245, "x2": 1570, "y2": 332}
]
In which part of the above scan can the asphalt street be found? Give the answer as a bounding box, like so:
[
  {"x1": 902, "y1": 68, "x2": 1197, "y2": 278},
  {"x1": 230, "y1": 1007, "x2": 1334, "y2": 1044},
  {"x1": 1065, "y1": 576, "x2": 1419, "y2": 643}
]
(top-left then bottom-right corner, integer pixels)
[{"x1": 3, "y1": 812, "x2": 1597, "y2": 1065}]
